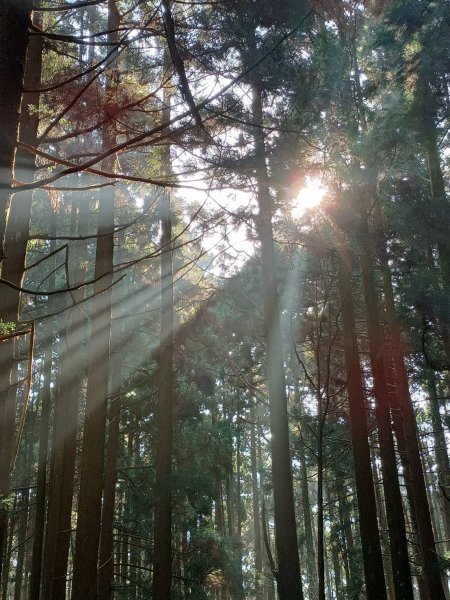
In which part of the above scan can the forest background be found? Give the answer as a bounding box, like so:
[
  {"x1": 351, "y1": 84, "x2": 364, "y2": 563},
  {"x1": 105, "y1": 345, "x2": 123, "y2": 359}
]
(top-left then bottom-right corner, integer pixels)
[{"x1": 0, "y1": 1, "x2": 449, "y2": 600}]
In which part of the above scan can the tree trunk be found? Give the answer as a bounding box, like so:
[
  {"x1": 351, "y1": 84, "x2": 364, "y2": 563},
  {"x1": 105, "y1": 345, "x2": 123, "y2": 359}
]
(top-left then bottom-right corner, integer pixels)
[
  {"x1": 297, "y1": 427, "x2": 318, "y2": 597},
  {"x1": 152, "y1": 47, "x2": 175, "y2": 600},
  {"x1": 335, "y1": 233, "x2": 387, "y2": 600},
  {"x1": 251, "y1": 79, "x2": 304, "y2": 600},
  {"x1": 98, "y1": 320, "x2": 126, "y2": 600},
  {"x1": 358, "y1": 204, "x2": 414, "y2": 600},
  {"x1": 14, "y1": 487, "x2": 30, "y2": 600},
  {"x1": 0, "y1": 13, "x2": 42, "y2": 582},
  {"x1": 251, "y1": 410, "x2": 262, "y2": 595},
  {"x1": 0, "y1": 0, "x2": 33, "y2": 258},
  {"x1": 51, "y1": 200, "x2": 89, "y2": 600},
  {"x1": 373, "y1": 197, "x2": 447, "y2": 600},
  {"x1": 427, "y1": 375, "x2": 450, "y2": 546},
  {"x1": 71, "y1": 3, "x2": 118, "y2": 596}
]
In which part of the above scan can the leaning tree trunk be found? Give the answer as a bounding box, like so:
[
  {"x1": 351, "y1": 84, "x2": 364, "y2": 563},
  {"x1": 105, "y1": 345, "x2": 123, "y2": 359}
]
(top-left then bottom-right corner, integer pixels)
[{"x1": 251, "y1": 77, "x2": 304, "y2": 600}]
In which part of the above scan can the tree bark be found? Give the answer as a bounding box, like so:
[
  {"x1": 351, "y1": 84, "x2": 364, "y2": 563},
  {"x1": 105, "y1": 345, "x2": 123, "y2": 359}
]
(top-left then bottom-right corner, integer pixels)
[
  {"x1": 71, "y1": 3, "x2": 118, "y2": 597},
  {"x1": 98, "y1": 320, "x2": 126, "y2": 600},
  {"x1": 336, "y1": 233, "x2": 387, "y2": 600},
  {"x1": 251, "y1": 79, "x2": 304, "y2": 600},
  {"x1": 251, "y1": 409, "x2": 262, "y2": 595},
  {"x1": 373, "y1": 197, "x2": 447, "y2": 600},
  {"x1": 152, "y1": 46, "x2": 175, "y2": 600},
  {"x1": 0, "y1": 0, "x2": 33, "y2": 258},
  {"x1": 358, "y1": 203, "x2": 414, "y2": 600},
  {"x1": 427, "y1": 375, "x2": 450, "y2": 546},
  {"x1": 0, "y1": 13, "x2": 42, "y2": 585}
]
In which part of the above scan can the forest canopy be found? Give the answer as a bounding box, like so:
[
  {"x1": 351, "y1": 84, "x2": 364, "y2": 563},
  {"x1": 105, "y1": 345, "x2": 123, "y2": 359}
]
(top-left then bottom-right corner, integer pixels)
[{"x1": 0, "y1": 1, "x2": 449, "y2": 599}]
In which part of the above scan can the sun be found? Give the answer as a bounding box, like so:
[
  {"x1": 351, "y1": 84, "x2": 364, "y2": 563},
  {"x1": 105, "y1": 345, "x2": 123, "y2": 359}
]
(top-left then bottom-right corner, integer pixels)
[{"x1": 292, "y1": 176, "x2": 328, "y2": 219}]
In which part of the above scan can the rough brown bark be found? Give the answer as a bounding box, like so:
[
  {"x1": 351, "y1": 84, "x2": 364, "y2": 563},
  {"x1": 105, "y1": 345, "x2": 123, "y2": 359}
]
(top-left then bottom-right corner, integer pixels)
[
  {"x1": 358, "y1": 204, "x2": 414, "y2": 600},
  {"x1": 336, "y1": 234, "x2": 387, "y2": 600},
  {"x1": 373, "y1": 199, "x2": 447, "y2": 600}
]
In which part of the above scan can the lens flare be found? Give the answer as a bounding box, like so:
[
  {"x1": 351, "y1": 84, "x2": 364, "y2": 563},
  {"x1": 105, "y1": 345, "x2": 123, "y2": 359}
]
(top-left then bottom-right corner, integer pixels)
[{"x1": 292, "y1": 176, "x2": 327, "y2": 219}]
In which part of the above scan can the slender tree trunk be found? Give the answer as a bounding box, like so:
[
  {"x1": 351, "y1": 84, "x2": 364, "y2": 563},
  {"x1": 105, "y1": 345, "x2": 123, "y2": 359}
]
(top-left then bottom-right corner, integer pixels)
[
  {"x1": 14, "y1": 487, "x2": 30, "y2": 600},
  {"x1": 152, "y1": 47, "x2": 175, "y2": 600},
  {"x1": 251, "y1": 76, "x2": 304, "y2": 600},
  {"x1": 29, "y1": 241, "x2": 54, "y2": 600},
  {"x1": 51, "y1": 200, "x2": 89, "y2": 600},
  {"x1": 327, "y1": 483, "x2": 342, "y2": 600},
  {"x1": 427, "y1": 375, "x2": 450, "y2": 545},
  {"x1": 235, "y1": 427, "x2": 244, "y2": 598},
  {"x1": 98, "y1": 321, "x2": 126, "y2": 600},
  {"x1": 71, "y1": 4, "x2": 118, "y2": 597},
  {"x1": 29, "y1": 335, "x2": 52, "y2": 600},
  {"x1": 39, "y1": 207, "x2": 67, "y2": 600},
  {"x1": 317, "y1": 390, "x2": 326, "y2": 600},
  {"x1": 251, "y1": 410, "x2": 262, "y2": 595},
  {"x1": 335, "y1": 234, "x2": 387, "y2": 600},
  {"x1": 297, "y1": 427, "x2": 318, "y2": 597},
  {"x1": 419, "y1": 82, "x2": 450, "y2": 291}
]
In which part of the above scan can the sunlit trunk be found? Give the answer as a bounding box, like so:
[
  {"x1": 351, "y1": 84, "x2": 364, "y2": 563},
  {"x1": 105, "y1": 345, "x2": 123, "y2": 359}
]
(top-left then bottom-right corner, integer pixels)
[
  {"x1": 71, "y1": 2, "x2": 119, "y2": 597},
  {"x1": 251, "y1": 76, "x2": 304, "y2": 600}
]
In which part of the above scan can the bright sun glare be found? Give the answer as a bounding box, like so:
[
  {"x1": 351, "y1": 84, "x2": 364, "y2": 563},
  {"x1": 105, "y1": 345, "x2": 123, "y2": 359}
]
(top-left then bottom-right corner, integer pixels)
[{"x1": 292, "y1": 176, "x2": 328, "y2": 219}]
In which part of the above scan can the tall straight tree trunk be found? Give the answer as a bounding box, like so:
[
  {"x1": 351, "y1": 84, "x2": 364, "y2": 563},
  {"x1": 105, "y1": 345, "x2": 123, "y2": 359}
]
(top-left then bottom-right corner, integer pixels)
[
  {"x1": 250, "y1": 409, "x2": 262, "y2": 595},
  {"x1": 29, "y1": 235, "x2": 55, "y2": 600},
  {"x1": 251, "y1": 78, "x2": 303, "y2": 600},
  {"x1": 71, "y1": 3, "x2": 119, "y2": 597},
  {"x1": 0, "y1": 0, "x2": 33, "y2": 258},
  {"x1": 98, "y1": 319, "x2": 126, "y2": 600},
  {"x1": 29, "y1": 318, "x2": 53, "y2": 600},
  {"x1": 335, "y1": 233, "x2": 387, "y2": 600},
  {"x1": 427, "y1": 375, "x2": 450, "y2": 545},
  {"x1": 0, "y1": 15, "x2": 42, "y2": 586},
  {"x1": 235, "y1": 427, "x2": 244, "y2": 597},
  {"x1": 317, "y1": 388, "x2": 326, "y2": 600},
  {"x1": 327, "y1": 482, "x2": 342, "y2": 600},
  {"x1": 51, "y1": 198, "x2": 89, "y2": 600},
  {"x1": 296, "y1": 409, "x2": 317, "y2": 597},
  {"x1": 14, "y1": 487, "x2": 30, "y2": 600},
  {"x1": 373, "y1": 198, "x2": 447, "y2": 600},
  {"x1": 419, "y1": 80, "x2": 450, "y2": 291},
  {"x1": 40, "y1": 193, "x2": 88, "y2": 600},
  {"x1": 152, "y1": 48, "x2": 175, "y2": 600},
  {"x1": 358, "y1": 201, "x2": 414, "y2": 600}
]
